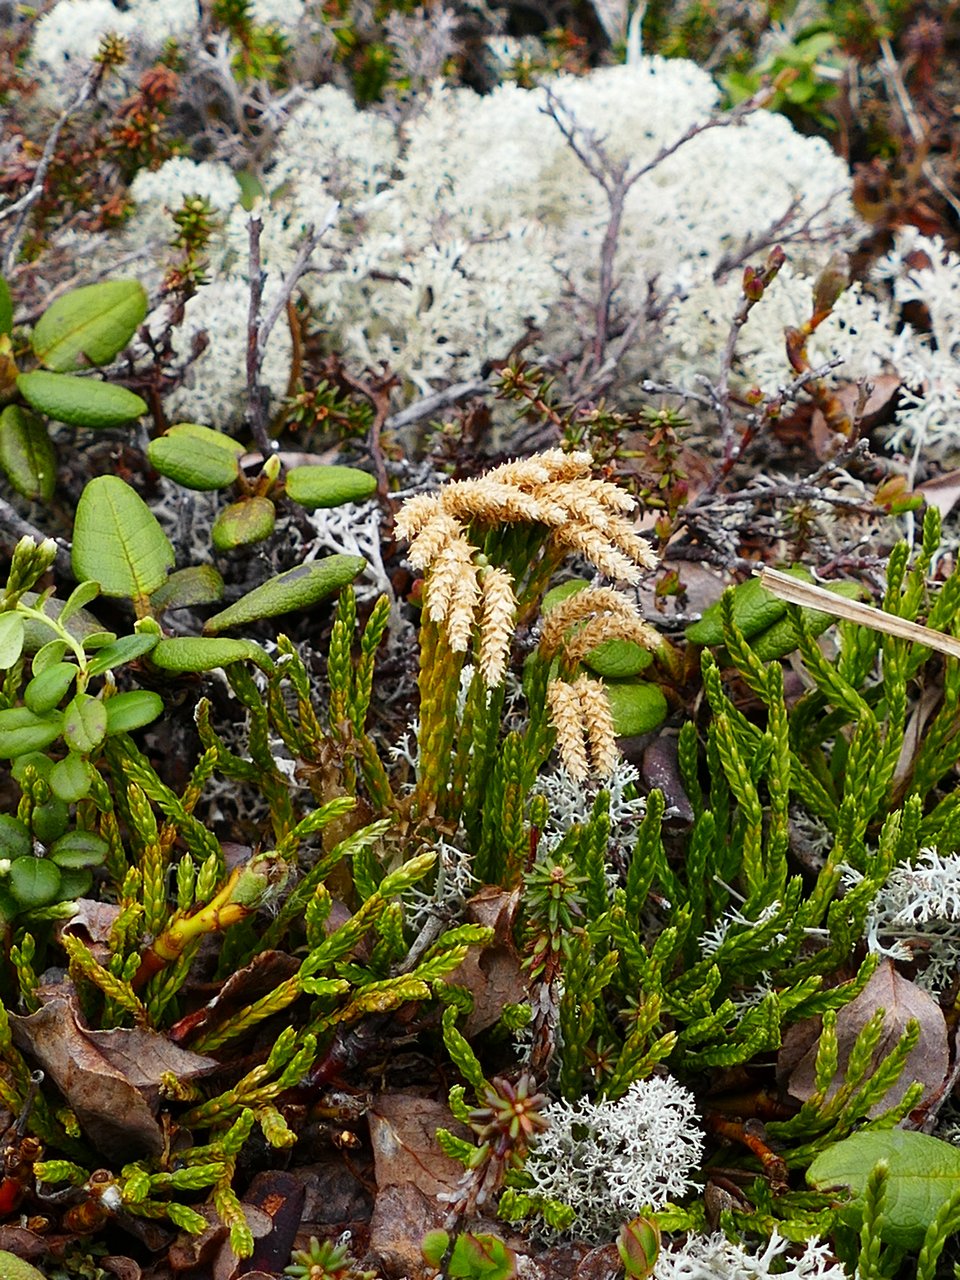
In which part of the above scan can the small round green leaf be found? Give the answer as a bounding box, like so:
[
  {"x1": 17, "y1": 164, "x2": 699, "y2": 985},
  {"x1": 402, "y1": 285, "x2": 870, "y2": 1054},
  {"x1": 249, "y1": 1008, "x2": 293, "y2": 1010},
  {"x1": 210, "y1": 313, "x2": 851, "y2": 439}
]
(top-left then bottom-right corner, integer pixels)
[
  {"x1": 148, "y1": 423, "x2": 244, "y2": 490},
  {"x1": 604, "y1": 681, "x2": 668, "y2": 737},
  {"x1": 0, "y1": 612, "x2": 25, "y2": 670},
  {"x1": 284, "y1": 464, "x2": 377, "y2": 510},
  {"x1": 0, "y1": 816, "x2": 31, "y2": 860},
  {"x1": 31, "y1": 279, "x2": 148, "y2": 372},
  {"x1": 32, "y1": 799, "x2": 69, "y2": 844},
  {"x1": 32, "y1": 640, "x2": 68, "y2": 675},
  {"x1": 0, "y1": 404, "x2": 56, "y2": 502},
  {"x1": 11, "y1": 752, "x2": 53, "y2": 783},
  {"x1": 49, "y1": 753, "x2": 96, "y2": 803},
  {"x1": 17, "y1": 371, "x2": 147, "y2": 428},
  {"x1": 49, "y1": 829, "x2": 109, "y2": 868},
  {"x1": 203, "y1": 556, "x2": 366, "y2": 634},
  {"x1": 103, "y1": 690, "x2": 164, "y2": 735},
  {"x1": 63, "y1": 693, "x2": 107, "y2": 754},
  {"x1": 151, "y1": 636, "x2": 273, "y2": 674},
  {"x1": 542, "y1": 579, "x2": 591, "y2": 613},
  {"x1": 85, "y1": 633, "x2": 158, "y2": 676},
  {"x1": 211, "y1": 496, "x2": 276, "y2": 551},
  {"x1": 582, "y1": 638, "x2": 653, "y2": 679},
  {"x1": 9, "y1": 857, "x2": 62, "y2": 908},
  {"x1": 57, "y1": 867, "x2": 94, "y2": 900},
  {"x1": 149, "y1": 565, "x2": 224, "y2": 613},
  {"x1": 750, "y1": 581, "x2": 865, "y2": 661},
  {"x1": 59, "y1": 580, "x2": 101, "y2": 625},
  {"x1": 0, "y1": 707, "x2": 64, "y2": 757},
  {"x1": 72, "y1": 476, "x2": 175, "y2": 602},
  {"x1": 24, "y1": 662, "x2": 78, "y2": 713}
]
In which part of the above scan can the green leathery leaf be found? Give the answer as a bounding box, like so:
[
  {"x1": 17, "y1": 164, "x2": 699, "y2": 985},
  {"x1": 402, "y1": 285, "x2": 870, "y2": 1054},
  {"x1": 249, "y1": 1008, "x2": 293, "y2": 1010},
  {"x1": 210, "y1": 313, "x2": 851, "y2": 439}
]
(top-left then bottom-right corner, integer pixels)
[
  {"x1": 17, "y1": 371, "x2": 147, "y2": 427},
  {"x1": 0, "y1": 405, "x2": 56, "y2": 501},
  {"x1": 604, "y1": 680, "x2": 668, "y2": 737},
  {"x1": 59, "y1": 580, "x2": 101, "y2": 624},
  {"x1": 284, "y1": 464, "x2": 377, "y2": 510},
  {"x1": 0, "y1": 816, "x2": 31, "y2": 860},
  {"x1": 0, "y1": 707, "x2": 64, "y2": 757},
  {"x1": 103, "y1": 690, "x2": 164, "y2": 734},
  {"x1": 203, "y1": 556, "x2": 366, "y2": 634},
  {"x1": 9, "y1": 857, "x2": 62, "y2": 908},
  {"x1": 148, "y1": 423, "x2": 244, "y2": 491},
  {"x1": 72, "y1": 476, "x2": 175, "y2": 602},
  {"x1": 807, "y1": 1130, "x2": 960, "y2": 1250},
  {"x1": 32, "y1": 640, "x2": 68, "y2": 674},
  {"x1": 24, "y1": 662, "x2": 78, "y2": 713},
  {"x1": 685, "y1": 566, "x2": 813, "y2": 646},
  {"x1": 49, "y1": 830, "x2": 109, "y2": 868},
  {"x1": 85, "y1": 632, "x2": 158, "y2": 675},
  {"x1": 151, "y1": 636, "x2": 273, "y2": 674},
  {"x1": 150, "y1": 565, "x2": 224, "y2": 612},
  {"x1": 57, "y1": 867, "x2": 93, "y2": 899},
  {"x1": 582, "y1": 637, "x2": 653, "y2": 678},
  {"x1": 48, "y1": 753, "x2": 96, "y2": 802},
  {"x1": 211, "y1": 496, "x2": 276, "y2": 550},
  {"x1": 542, "y1": 578, "x2": 590, "y2": 612},
  {"x1": 750, "y1": 581, "x2": 865, "y2": 661},
  {"x1": 0, "y1": 612, "x2": 24, "y2": 669},
  {"x1": 0, "y1": 277, "x2": 12, "y2": 337},
  {"x1": 63, "y1": 692, "x2": 107, "y2": 754},
  {"x1": 31, "y1": 280, "x2": 148, "y2": 372}
]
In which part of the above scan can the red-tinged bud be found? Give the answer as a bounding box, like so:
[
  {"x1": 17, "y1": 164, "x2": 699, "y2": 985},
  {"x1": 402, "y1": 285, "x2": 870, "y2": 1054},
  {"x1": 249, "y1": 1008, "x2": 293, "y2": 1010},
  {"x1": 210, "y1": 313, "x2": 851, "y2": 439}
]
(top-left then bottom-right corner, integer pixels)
[
  {"x1": 654, "y1": 569, "x2": 683, "y2": 598},
  {"x1": 744, "y1": 386, "x2": 764, "y2": 406},
  {"x1": 742, "y1": 266, "x2": 765, "y2": 302},
  {"x1": 654, "y1": 514, "x2": 673, "y2": 542},
  {"x1": 784, "y1": 327, "x2": 808, "y2": 374},
  {"x1": 618, "y1": 1215, "x2": 661, "y2": 1278}
]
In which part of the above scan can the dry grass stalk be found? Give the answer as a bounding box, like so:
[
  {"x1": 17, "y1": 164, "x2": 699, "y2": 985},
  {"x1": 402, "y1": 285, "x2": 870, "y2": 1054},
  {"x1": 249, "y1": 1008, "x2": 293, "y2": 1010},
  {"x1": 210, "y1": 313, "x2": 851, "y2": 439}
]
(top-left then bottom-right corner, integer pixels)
[{"x1": 759, "y1": 568, "x2": 960, "y2": 661}]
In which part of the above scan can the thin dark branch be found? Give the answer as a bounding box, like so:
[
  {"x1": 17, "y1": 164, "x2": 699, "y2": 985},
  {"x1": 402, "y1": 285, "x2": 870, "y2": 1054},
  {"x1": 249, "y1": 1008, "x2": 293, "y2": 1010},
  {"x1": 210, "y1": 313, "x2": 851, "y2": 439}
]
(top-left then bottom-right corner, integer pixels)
[{"x1": 1, "y1": 62, "x2": 106, "y2": 273}]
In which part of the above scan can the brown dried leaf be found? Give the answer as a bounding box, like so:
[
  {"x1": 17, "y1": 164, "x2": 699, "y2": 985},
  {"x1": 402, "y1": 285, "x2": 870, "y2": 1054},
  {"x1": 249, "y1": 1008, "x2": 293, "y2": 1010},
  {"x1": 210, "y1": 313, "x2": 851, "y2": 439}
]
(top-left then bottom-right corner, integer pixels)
[
  {"x1": 57, "y1": 899, "x2": 121, "y2": 966},
  {"x1": 9, "y1": 997, "x2": 215, "y2": 1159},
  {"x1": 368, "y1": 1094, "x2": 467, "y2": 1197},
  {"x1": 168, "y1": 950, "x2": 298, "y2": 1045},
  {"x1": 782, "y1": 960, "x2": 948, "y2": 1116},
  {"x1": 918, "y1": 469, "x2": 960, "y2": 520},
  {"x1": 444, "y1": 888, "x2": 526, "y2": 1036}
]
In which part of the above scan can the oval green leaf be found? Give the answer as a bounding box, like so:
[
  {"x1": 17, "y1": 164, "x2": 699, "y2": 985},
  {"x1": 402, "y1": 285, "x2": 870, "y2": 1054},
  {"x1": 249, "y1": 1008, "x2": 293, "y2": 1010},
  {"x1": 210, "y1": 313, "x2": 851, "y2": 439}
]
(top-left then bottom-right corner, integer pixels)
[
  {"x1": 57, "y1": 867, "x2": 94, "y2": 900},
  {"x1": 11, "y1": 752, "x2": 53, "y2": 783},
  {"x1": 0, "y1": 816, "x2": 31, "y2": 860},
  {"x1": 103, "y1": 690, "x2": 164, "y2": 735},
  {"x1": 9, "y1": 857, "x2": 62, "y2": 909},
  {"x1": 85, "y1": 632, "x2": 158, "y2": 676},
  {"x1": 0, "y1": 404, "x2": 56, "y2": 502},
  {"x1": 284, "y1": 464, "x2": 378, "y2": 510},
  {"x1": 17, "y1": 371, "x2": 147, "y2": 428},
  {"x1": 49, "y1": 829, "x2": 109, "y2": 868},
  {"x1": 684, "y1": 567, "x2": 813, "y2": 646},
  {"x1": 211, "y1": 496, "x2": 276, "y2": 551},
  {"x1": 0, "y1": 612, "x2": 24, "y2": 670},
  {"x1": 750, "y1": 582, "x2": 864, "y2": 662},
  {"x1": 203, "y1": 555, "x2": 366, "y2": 634},
  {"x1": 72, "y1": 476, "x2": 175, "y2": 602},
  {"x1": 807, "y1": 1129, "x2": 960, "y2": 1250},
  {"x1": 31, "y1": 280, "x2": 148, "y2": 372},
  {"x1": 63, "y1": 693, "x2": 107, "y2": 754},
  {"x1": 0, "y1": 707, "x2": 64, "y2": 758},
  {"x1": 149, "y1": 565, "x2": 224, "y2": 613},
  {"x1": 32, "y1": 640, "x2": 68, "y2": 675},
  {"x1": 49, "y1": 752, "x2": 96, "y2": 803},
  {"x1": 24, "y1": 661, "x2": 78, "y2": 714},
  {"x1": 582, "y1": 637, "x2": 654, "y2": 679},
  {"x1": 148, "y1": 423, "x2": 244, "y2": 491},
  {"x1": 151, "y1": 636, "x2": 273, "y2": 674},
  {"x1": 604, "y1": 681, "x2": 668, "y2": 737},
  {"x1": 32, "y1": 798, "x2": 69, "y2": 844}
]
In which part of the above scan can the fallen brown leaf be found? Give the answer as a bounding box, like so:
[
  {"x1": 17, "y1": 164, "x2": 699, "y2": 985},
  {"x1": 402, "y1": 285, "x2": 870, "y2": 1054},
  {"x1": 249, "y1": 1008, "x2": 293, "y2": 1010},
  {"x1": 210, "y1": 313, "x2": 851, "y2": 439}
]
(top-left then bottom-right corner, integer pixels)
[
  {"x1": 9, "y1": 997, "x2": 216, "y2": 1160},
  {"x1": 781, "y1": 960, "x2": 948, "y2": 1117}
]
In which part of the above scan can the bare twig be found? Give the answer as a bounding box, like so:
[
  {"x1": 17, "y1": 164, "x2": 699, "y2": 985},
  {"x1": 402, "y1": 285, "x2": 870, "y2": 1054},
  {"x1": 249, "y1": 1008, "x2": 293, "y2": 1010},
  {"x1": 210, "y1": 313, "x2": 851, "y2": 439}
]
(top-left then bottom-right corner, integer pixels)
[
  {"x1": 385, "y1": 379, "x2": 490, "y2": 432},
  {"x1": 1, "y1": 61, "x2": 107, "y2": 274},
  {"x1": 243, "y1": 204, "x2": 338, "y2": 456},
  {"x1": 542, "y1": 82, "x2": 775, "y2": 384}
]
